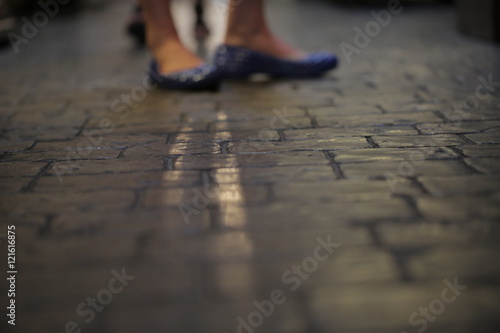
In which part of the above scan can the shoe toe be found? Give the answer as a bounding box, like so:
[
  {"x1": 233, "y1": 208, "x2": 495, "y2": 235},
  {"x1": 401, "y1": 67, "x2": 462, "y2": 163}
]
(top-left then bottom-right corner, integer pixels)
[
  {"x1": 304, "y1": 52, "x2": 338, "y2": 75},
  {"x1": 215, "y1": 45, "x2": 338, "y2": 79}
]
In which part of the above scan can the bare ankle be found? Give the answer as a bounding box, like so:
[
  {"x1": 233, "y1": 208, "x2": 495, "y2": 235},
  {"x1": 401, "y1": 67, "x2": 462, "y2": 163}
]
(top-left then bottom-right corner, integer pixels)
[
  {"x1": 225, "y1": 26, "x2": 272, "y2": 47},
  {"x1": 147, "y1": 36, "x2": 181, "y2": 53},
  {"x1": 224, "y1": 33, "x2": 306, "y2": 60}
]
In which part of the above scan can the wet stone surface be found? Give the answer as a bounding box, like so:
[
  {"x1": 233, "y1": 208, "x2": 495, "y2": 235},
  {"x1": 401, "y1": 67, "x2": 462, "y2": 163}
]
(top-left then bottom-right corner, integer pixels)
[{"x1": 0, "y1": 1, "x2": 499, "y2": 333}]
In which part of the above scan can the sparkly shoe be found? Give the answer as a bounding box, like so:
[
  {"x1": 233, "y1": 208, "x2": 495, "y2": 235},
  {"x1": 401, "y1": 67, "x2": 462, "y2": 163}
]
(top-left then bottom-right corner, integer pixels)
[
  {"x1": 148, "y1": 61, "x2": 220, "y2": 91},
  {"x1": 214, "y1": 45, "x2": 338, "y2": 79}
]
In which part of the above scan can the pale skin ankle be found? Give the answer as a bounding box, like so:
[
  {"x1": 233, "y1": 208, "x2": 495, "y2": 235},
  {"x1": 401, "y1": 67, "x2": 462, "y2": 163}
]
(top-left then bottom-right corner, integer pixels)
[
  {"x1": 225, "y1": 33, "x2": 307, "y2": 60},
  {"x1": 140, "y1": 0, "x2": 203, "y2": 74},
  {"x1": 149, "y1": 40, "x2": 203, "y2": 74},
  {"x1": 223, "y1": 0, "x2": 306, "y2": 60}
]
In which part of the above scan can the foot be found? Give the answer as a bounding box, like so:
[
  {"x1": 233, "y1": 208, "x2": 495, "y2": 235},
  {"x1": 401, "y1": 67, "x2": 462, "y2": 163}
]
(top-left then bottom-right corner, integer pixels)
[
  {"x1": 150, "y1": 40, "x2": 204, "y2": 74},
  {"x1": 214, "y1": 44, "x2": 337, "y2": 79},
  {"x1": 224, "y1": 34, "x2": 307, "y2": 61}
]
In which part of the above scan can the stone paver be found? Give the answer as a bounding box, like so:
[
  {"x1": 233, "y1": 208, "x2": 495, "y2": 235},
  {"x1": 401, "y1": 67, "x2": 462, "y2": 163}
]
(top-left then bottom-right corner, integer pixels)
[
  {"x1": 283, "y1": 126, "x2": 419, "y2": 140},
  {"x1": 175, "y1": 151, "x2": 330, "y2": 169},
  {"x1": 340, "y1": 160, "x2": 472, "y2": 179},
  {"x1": 419, "y1": 175, "x2": 500, "y2": 196},
  {"x1": 332, "y1": 147, "x2": 458, "y2": 163},
  {"x1": 316, "y1": 112, "x2": 443, "y2": 128},
  {"x1": 458, "y1": 144, "x2": 500, "y2": 157},
  {"x1": 1, "y1": 1, "x2": 499, "y2": 333},
  {"x1": 228, "y1": 137, "x2": 371, "y2": 153},
  {"x1": 465, "y1": 157, "x2": 500, "y2": 174},
  {"x1": 372, "y1": 134, "x2": 466, "y2": 148},
  {"x1": 464, "y1": 130, "x2": 500, "y2": 144},
  {"x1": 213, "y1": 165, "x2": 336, "y2": 184},
  {"x1": 417, "y1": 120, "x2": 500, "y2": 135}
]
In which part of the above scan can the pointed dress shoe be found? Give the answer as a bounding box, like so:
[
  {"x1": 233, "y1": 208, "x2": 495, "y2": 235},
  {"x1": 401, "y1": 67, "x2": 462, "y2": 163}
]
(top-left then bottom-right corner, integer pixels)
[{"x1": 214, "y1": 45, "x2": 338, "y2": 79}]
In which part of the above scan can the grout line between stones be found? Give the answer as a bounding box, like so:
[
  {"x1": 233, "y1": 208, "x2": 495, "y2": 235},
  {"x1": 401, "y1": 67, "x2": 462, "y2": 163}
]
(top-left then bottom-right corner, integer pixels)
[
  {"x1": 21, "y1": 161, "x2": 53, "y2": 193},
  {"x1": 323, "y1": 150, "x2": 345, "y2": 180}
]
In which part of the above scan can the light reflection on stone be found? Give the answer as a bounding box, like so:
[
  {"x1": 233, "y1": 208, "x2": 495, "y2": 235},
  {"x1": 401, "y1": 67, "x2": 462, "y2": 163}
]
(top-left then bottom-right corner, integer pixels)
[
  {"x1": 209, "y1": 232, "x2": 254, "y2": 258},
  {"x1": 162, "y1": 170, "x2": 182, "y2": 183},
  {"x1": 214, "y1": 262, "x2": 254, "y2": 298}
]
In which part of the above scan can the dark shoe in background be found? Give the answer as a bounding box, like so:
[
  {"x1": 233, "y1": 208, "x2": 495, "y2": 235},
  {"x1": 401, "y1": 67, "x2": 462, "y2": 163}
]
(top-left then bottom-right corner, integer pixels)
[
  {"x1": 126, "y1": 1, "x2": 210, "y2": 47},
  {"x1": 126, "y1": 5, "x2": 145, "y2": 46},
  {"x1": 0, "y1": 0, "x2": 16, "y2": 45}
]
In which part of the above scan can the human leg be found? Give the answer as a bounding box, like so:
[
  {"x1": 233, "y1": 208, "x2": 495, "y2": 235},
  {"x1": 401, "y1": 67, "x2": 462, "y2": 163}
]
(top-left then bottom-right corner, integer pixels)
[
  {"x1": 140, "y1": 0, "x2": 202, "y2": 73},
  {"x1": 224, "y1": 0, "x2": 306, "y2": 60},
  {"x1": 216, "y1": 0, "x2": 337, "y2": 79}
]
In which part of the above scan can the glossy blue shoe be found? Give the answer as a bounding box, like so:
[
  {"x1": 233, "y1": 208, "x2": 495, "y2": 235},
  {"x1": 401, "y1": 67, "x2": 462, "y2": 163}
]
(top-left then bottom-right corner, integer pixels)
[
  {"x1": 214, "y1": 45, "x2": 338, "y2": 79},
  {"x1": 148, "y1": 61, "x2": 220, "y2": 91}
]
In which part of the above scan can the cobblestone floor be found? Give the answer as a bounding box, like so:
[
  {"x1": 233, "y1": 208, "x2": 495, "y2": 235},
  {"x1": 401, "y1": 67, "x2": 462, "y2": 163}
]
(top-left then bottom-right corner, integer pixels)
[{"x1": 1, "y1": 1, "x2": 500, "y2": 332}]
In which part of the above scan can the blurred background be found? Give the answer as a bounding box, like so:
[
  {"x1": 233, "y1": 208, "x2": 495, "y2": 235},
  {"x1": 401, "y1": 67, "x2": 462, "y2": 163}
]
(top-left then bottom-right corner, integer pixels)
[{"x1": 1, "y1": 0, "x2": 499, "y2": 46}]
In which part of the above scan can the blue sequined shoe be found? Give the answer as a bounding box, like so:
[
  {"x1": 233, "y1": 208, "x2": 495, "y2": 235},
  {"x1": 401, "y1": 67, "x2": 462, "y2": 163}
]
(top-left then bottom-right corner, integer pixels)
[
  {"x1": 148, "y1": 61, "x2": 220, "y2": 91},
  {"x1": 214, "y1": 45, "x2": 338, "y2": 79}
]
